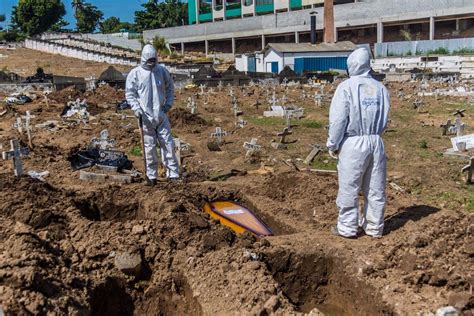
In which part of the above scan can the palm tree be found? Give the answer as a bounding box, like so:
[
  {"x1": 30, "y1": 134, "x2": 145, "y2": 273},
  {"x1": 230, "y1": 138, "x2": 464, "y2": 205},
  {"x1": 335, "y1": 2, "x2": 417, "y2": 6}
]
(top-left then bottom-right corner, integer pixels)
[{"x1": 72, "y1": 0, "x2": 84, "y2": 18}]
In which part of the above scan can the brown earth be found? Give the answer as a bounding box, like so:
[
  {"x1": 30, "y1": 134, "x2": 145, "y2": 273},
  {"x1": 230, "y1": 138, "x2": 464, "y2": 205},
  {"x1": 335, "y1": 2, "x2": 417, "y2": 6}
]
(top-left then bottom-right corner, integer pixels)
[
  {"x1": 0, "y1": 54, "x2": 473, "y2": 315},
  {"x1": 0, "y1": 48, "x2": 132, "y2": 78}
]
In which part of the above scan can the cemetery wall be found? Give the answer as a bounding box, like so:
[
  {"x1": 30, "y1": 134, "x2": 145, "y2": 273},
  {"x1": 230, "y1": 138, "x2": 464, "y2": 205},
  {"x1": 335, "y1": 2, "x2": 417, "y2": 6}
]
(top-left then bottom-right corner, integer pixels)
[
  {"x1": 371, "y1": 55, "x2": 474, "y2": 79},
  {"x1": 24, "y1": 39, "x2": 139, "y2": 67}
]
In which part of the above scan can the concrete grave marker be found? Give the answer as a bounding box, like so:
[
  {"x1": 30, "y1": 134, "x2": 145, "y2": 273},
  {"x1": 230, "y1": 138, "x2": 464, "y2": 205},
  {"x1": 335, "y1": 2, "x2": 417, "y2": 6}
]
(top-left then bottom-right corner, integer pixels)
[
  {"x1": 451, "y1": 118, "x2": 467, "y2": 137},
  {"x1": 235, "y1": 117, "x2": 247, "y2": 128},
  {"x1": 199, "y1": 84, "x2": 206, "y2": 95},
  {"x1": 314, "y1": 93, "x2": 322, "y2": 107},
  {"x1": 413, "y1": 99, "x2": 424, "y2": 112},
  {"x1": 451, "y1": 134, "x2": 474, "y2": 151},
  {"x1": 462, "y1": 157, "x2": 474, "y2": 184},
  {"x1": 21, "y1": 111, "x2": 35, "y2": 148},
  {"x1": 90, "y1": 129, "x2": 116, "y2": 150},
  {"x1": 187, "y1": 96, "x2": 197, "y2": 114},
  {"x1": 243, "y1": 138, "x2": 261, "y2": 158},
  {"x1": 174, "y1": 138, "x2": 192, "y2": 166},
  {"x1": 211, "y1": 127, "x2": 227, "y2": 145},
  {"x1": 304, "y1": 144, "x2": 323, "y2": 165},
  {"x1": 441, "y1": 119, "x2": 454, "y2": 136},
  {"x1": 12, "y1": 117, "x2": 24, "y2": 134},
  {"x1": 2, "y1": 140, "x2": 29, "y2": 177},
  {"x1": 271, "y1": 127, "x2": 293, "y2": 149}
]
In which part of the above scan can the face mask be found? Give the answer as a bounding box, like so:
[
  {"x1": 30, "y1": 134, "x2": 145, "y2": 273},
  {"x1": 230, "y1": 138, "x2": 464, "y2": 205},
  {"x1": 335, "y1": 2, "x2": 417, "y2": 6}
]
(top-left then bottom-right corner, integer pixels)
[{"x1": 145, "y1": 58, "x2": 157, "y2": 69}]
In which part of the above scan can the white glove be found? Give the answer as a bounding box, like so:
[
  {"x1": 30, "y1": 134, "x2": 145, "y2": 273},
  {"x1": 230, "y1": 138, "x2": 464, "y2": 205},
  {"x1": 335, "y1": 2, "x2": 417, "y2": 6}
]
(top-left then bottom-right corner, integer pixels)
[
  {"x1": 329, "y1": 150, "x2": 339, "y2": 159},
  {"x1": 134, "y1": 107, "x2": 144, "y2": 118}
]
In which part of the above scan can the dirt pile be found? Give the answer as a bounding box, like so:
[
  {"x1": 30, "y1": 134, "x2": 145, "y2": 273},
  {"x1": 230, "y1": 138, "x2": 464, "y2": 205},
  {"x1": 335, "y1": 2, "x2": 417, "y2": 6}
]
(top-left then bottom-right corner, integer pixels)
[{"x1": 168, "y1": 108, "x2": 211, "y2": 129}]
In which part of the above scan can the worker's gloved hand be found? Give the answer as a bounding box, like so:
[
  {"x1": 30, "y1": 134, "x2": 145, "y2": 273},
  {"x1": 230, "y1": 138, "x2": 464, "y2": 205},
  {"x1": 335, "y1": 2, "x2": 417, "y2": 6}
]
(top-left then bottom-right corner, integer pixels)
[
  {"x1": 329, "y1": 150, "x2": 339, "y2": 159},
  {"x1": 134, "y1": 108, "x2": 144, "y2": 118},
  {"x1": 162, "y1": 104, "x2": 172, "y2": 114}
]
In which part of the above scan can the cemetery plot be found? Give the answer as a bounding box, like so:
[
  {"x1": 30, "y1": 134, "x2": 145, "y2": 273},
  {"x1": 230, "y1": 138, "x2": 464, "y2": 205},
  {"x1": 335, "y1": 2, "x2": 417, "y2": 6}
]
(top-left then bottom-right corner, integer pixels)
[{"x1": 0, "y1": 64, "x2": 473, "y2": 316}]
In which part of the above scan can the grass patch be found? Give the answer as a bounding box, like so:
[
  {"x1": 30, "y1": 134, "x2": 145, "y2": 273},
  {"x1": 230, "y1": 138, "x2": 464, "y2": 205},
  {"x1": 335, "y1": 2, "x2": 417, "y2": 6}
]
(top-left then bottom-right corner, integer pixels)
[
  {"x1": 129, "y1": 145, "x2": 142, "y2": 157},
  {"x1": 248, "y1": 117, "x2": 285, "y2": 126},
  {"x1": 301, "y1": 120, "x2": 323, "y2": 129},
  {"x1": 310, "y1": 156, "x2": 337, "y2": 171},
  {"x1": 248, "y1": 117, "x2": 323, "y2": 129}
]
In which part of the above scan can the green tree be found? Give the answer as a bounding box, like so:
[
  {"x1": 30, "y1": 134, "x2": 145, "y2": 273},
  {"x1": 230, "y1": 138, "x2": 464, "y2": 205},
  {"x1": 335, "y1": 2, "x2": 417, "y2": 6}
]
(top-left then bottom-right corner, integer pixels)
[
  {"x1": 134, "y1": 0, "x2": 187, "y2": 31},
  {"x1": 49, "y1": 18, "x2": 69, "y2": 32},
  {"x1": 72, "y1": 0, "x2": 104, "y2": 33},
  {"x1": 11, "y1": 0, "x2": 65, "y2": 36},
  {"x1": 0, "y1": 15, "x2": 5, "y2": 23},
  {"x1": 99, "y1": 16, "x2": 121, "y2": 33}
]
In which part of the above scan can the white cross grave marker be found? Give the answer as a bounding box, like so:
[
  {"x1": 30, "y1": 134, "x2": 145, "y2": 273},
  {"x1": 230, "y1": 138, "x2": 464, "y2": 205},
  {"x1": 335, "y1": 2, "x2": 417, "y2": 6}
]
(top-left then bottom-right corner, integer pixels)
[
  {"x1": 2, "y1": 140, "x2": 29, "y2": 177},
  {"x1": 187, "y1": 97, "x2": 197, "y2": 114},
  {"x1": 243, "y1": 138, "x2": 261, "y2": 158},
  {"x1": 21, "y1": 111, "x2": 35, "y2": 148},
  {"x1": 211, "y1": 127, "x2": 227, "y2": 145},
  {"x1": 90, "y1": 129, "x2": 116, "y2": 150},
  {"x1": 235, "y1": 117, "x2": 248, "y2": 128}
]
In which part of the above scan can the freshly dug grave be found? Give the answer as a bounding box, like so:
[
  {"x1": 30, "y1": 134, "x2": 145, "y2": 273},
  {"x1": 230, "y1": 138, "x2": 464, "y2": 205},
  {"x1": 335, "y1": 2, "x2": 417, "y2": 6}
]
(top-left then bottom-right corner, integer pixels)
[{"x1": 0, "y1": 73, "x2": 473, "y2": 315}]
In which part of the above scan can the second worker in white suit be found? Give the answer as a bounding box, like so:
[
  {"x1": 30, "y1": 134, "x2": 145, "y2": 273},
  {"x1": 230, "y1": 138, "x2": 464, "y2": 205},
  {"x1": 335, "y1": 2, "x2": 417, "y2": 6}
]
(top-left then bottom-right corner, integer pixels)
[
  {"x1": 126, "y1": 44, "x2": 180, "y2": 185},
  {"x1": 327, "y1": 48, "x2": 390, "y2": 238}
]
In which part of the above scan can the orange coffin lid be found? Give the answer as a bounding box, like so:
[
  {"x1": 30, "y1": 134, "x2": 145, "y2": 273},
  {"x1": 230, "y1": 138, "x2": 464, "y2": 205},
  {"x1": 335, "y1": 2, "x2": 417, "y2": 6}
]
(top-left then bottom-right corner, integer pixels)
[{"x1": 203, "y1": 201, "x2": 273, "y2": 236}]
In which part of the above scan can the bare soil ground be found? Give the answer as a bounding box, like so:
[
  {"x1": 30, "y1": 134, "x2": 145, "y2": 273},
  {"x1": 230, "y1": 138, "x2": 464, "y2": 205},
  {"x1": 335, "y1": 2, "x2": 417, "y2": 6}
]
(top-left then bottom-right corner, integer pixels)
[
  {"x1": 0, "y1": 48, "x2": 132, "y2": 77},
  {"x1": 0, "y1": 52, "x2": 473, "y2": 315}
]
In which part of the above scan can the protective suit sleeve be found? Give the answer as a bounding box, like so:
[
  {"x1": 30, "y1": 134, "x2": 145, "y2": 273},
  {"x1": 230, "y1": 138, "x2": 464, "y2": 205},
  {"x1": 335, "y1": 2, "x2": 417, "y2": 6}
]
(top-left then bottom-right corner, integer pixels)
[
  {"x1": 381, "y1": 86, "x2": 391, "y2": 132},
  {"x1": 125, "y1": 71, "x2": 142, "y2": 114},
  {"x1": 163, "y1": 68, "x2": 174, "y2": 110},
  {"x1": 327, "y1": 85, "x2": 350, "y2": 152}
]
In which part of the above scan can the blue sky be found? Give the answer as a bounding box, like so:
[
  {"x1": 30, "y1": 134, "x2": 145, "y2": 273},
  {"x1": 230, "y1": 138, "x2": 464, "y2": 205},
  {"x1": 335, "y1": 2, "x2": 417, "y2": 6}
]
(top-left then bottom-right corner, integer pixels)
[{"x1": 0, "y1": 0, "x2": 151, "y2": 30}]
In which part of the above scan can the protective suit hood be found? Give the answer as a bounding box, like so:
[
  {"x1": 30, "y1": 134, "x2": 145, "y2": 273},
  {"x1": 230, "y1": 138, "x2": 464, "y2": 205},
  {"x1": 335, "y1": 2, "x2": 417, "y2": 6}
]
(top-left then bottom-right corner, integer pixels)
[
  {"x1": 141, "y1": 44, "x2": 158, "y2": 70},
  {"x1": 347, "y1": 48, "x2": 371, "y2": 77}
]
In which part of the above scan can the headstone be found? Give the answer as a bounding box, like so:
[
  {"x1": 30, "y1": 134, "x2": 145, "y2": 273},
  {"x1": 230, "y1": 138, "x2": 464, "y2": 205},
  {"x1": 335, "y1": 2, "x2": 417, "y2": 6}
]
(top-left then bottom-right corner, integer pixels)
[
  {"x1": 174, "y1": 138, "x2": 192, "y2": 166},
  {"x1": 441, "y1": 119, "x2": 454, "y2": 136},
  {"x1": 79, "y1": 170, "x2": 132, "y2": 184},
  {"x1": 199, "y1": 84, "x2": 206, "y2": 95},
  {"x1": 304, "y1": 144, "x2": 323, "y2": 165},
  {"x1": 211, "y1": 127, "x2": 227, "y2": 145},
  {"x1": 186, "y1": 96, "x2": 197, "y2": 114},
  {"x1": 413, "y1": 99, "x2": 424, "y2": 111},
  {"x1": 90, "y1": 129, "x2": 116, "y2": 150},
  {"x1": 2, "y1": 140, "x2": 29, "y2": 177},
  {"x1": 235, "y1": 117, "x2": 247, "y2": 128},
  {"x1": 462, "y1": 157, "x2": 474, "y2": 184},
  {"x1": 21, "y1": 111, "x2": 35, "y2": 148},
  {"x1": 451, "y1": 118, "x2": 466, "y2": 137},
  {"x1": 12, "y1": 117, "x2": 24, "y2": 134},
  {"x1": 271, "y1": 127, "x2": 293, "y2": 149},
  {"x1": 451, "y1": 134, "x2": 474, "y2": 151},
  {"x1": 314, "y1": 93, "x2": 322, "y2": 107},
  {"x1": 243, "y1": 138, "x2": 261, "y2": 158}
]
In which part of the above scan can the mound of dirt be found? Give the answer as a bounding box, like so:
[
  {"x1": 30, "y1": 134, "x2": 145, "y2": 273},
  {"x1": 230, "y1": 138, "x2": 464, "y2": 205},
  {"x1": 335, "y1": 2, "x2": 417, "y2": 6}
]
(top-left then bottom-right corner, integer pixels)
[{"x1": 168, "y1": 108, "x2": 210, "y2": 128}]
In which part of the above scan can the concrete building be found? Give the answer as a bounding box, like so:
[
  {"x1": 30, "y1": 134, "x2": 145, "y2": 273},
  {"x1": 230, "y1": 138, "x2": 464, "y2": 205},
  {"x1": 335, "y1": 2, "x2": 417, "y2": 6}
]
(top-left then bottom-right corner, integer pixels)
[
  {"x1": 143, "y1": 0, "x2": 474, "y2": 56},
  {"x1": 236, "y1": 41, "x2": 357, "y2": 73}
]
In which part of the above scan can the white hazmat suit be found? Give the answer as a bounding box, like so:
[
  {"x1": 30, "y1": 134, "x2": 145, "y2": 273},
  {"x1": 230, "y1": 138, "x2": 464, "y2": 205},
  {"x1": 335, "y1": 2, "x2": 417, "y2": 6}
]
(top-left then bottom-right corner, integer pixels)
[
  {"x1": 327, "y1": 48, "x2": 390, "y2": 238},
  {"x1": 126, "y1": 45, "x2": 179, "y2": 180}
]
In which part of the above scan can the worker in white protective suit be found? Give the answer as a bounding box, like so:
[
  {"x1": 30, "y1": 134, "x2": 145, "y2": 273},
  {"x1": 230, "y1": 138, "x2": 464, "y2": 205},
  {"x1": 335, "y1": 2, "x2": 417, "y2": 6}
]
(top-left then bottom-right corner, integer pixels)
[
  {"x1": 126, "y1": 44, "x2": 180, "y2": 185},
  {"x1": 327, "y1": 48, "x2": 390, "y2": 238}
]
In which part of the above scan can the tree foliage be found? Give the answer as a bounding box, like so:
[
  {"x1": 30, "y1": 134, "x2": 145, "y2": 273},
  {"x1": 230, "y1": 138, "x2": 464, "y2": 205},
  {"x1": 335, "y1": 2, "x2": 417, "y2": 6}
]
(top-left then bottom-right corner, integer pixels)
[
  {"x1": 99, "y1": 17, "x2": 135, "y2": 34},
  {"x1": 72, "y1": 0, "x2": 104, "y2": 33},
  {"x1": 0, "y1": 15, "x2": 5, "y2": 23},
  {"x1": 134, "y1": 0, "x2": 187, "y2": 31},
  {"x1": 11, "y1": 0, "x2": 66, "y2": 36}
]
